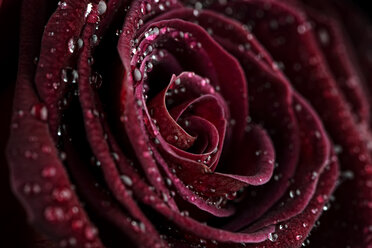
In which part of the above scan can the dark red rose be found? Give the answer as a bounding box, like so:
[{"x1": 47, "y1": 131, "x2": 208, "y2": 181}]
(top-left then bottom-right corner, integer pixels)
[{"x1": 2, "y1": 0, "x2": 372, "y2": 247}]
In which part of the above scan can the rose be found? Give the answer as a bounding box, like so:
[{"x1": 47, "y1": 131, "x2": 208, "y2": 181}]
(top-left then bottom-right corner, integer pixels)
[{"x1": 2, "y1": 0, "x2": 372, "y2": 247}]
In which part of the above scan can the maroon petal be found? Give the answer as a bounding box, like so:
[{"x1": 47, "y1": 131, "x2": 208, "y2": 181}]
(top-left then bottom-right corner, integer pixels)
[
  {"x1": 34, "y1": 0, "x2": 91, "y2": 138},
  {"x1": 217, "y1": 125, "x2": 275, "y2": 186},
  {"x1": 247, "y1": 151, "x2": 339, "y2": 248},
  {"x1": 77, "y1": 21, "x2": 166, "y2": 247},
  {"x1": 246, "y1": 92, "x2": 331, "y2": 232},
  {"x1": 298, "y1": 0, "x2": 370, "y2": 124},
  {"x1": 6, "y1": 1, "x2": 103, "y2": 247},
  {"x1": 207, "y1": 0, "x2": 371, "y2": 245}
]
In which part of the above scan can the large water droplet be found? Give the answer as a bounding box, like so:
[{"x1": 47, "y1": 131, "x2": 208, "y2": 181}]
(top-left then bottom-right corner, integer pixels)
[
  {"x1": 268, "y1": 232, "x2": 278, "y2": 242},
  {"x1": 133, "y1": 68, "x2": 142, "y2": 82},
  {"x1": 97, "y1": 1, "x2": 107, "y2": 15}
]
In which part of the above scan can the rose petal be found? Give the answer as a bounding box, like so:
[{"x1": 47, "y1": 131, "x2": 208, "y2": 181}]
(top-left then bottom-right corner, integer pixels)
[
  {"x1": 6, "y1": 1, "x2": 103, "y2": 246},
  {"x1": 208, "y1": 0, "x2": 372, "y2": 245}
]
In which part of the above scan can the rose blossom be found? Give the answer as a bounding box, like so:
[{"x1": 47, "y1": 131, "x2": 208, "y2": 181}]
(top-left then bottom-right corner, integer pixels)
[{"x1": 1, "y1": 0, "x2": 372, "y2": 247}]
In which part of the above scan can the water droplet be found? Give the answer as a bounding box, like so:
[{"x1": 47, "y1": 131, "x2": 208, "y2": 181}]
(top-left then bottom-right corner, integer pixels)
[
  {"x1": 316, "y1": 195, "x2": 324, "y2": 204},
  {"x1": 77, "y1": 38, "x2": 84, "y2": 48},
  {"x1": 295, "y1": 104, "x2": 302, "y2": 112},
  {"x1": 61, "y1": 68, "x2": 79, "y2": 84},
  {"x1": 146, "y1": 3, "x2": 152, "y2": 11},
  {"x1": 269, "y1": 20, "x2": 279, "y2": 30},
  {"x1": 41, "y1": 145, "x2": 52, "y2": 154},
  {"x1": 268, "y1": 232, "x2": 278, "y2": 242},
  {"x1": 53, "y1": 187, "x2": 72, "y2": 202},
  {"x1": 30, "y1": 103, "x2": 48, "y2": 121},
  {"x1": 323, "y1": 202, "x2": 330, "y2": 211},
  {"x1": 341, "y1": 170, "x2": 354, "y2": 180},
  {"x1": 44, "y1": 206, "x2": 66, "y2": 221},
  {"x1": 68, "y1": 237, "x2": 77, "y2": 246},
  {"x1": 85, "y1": 3, "x2": 93, "y2": 18},
  {"x1": 318, "y1": 28, "x2": 330, "y2": 45},
  {"x1": 71, "y1": 219, "x2": 84, "y2": 230},
  {"x1": 314, "y1": 131, "x2": 321, "y2": 139},
  {"x1": 97, "y1": 1, "x2": 107, "y2": 15},
  {"x1": 68, "y1": 38, "x2": 76, "y2": 53},
  {"x1": 84, "y1": 226, "x2": 98, "y2": 240},
  {"x1": 90, "y1": 72, "x2": 103, "y2": 89},
  {"x1": 121, "y1": 175, "x2": 133, "y2": 186},
  {"x1": 133, "y1": 68, "x2": 142, "y2": 81},
  {"x1": 42, "y1": 166, "x2": 57, "y2": 178},
  {"x1": 139, "y1": 222, "x2": 146, "y2": 232},
  {"x1": 91, "y1": 34, "x2": 98, "y2": 44},
  {"x1": 297, "y1": 22, "x2": 311, "y2": 34},
  {"x1": 311, "y1": 171, "x2": 318, "y2": 180},
  {"x1": 296, "y1": 235, "x2": 303, "y2": 241},
  {"x1": 60, "y1": 1, "x2": 67, "y2": 9},
  {"x1": 46, "y1": 73, "x2": 53, "y2": 80}
]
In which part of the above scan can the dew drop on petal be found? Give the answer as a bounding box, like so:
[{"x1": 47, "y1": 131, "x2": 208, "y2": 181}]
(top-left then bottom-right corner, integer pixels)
[
  {"x1": 90, "y1": 72, "x2": 103, "y2": 89},
  {"x1": 71, "y1": 219, "x2": 84, "y2": 230},
  {"x1": 44, "y1": 206, "x2": 66, "y2": 221},
  {"x1": 268, "y1": 232, "x2": 278, "y2": 242},
  {"x1": 318, "y1": 28, "x2": 330, "y2": 45},
  {"x1": 42, "y1": 166, "x2": 57, "y2": 178},
  {"x1": 97, "y1": 1, "x2": 107, "y2": 15},
  {"x1": 30, "y1": 103, "x2": 48, "y2": 121},
  {"x1": 77, "y1": 38, "x2": 84, "y2": 48},
  {"x1": 121, "y1": 175, "x2": 133, "y2": 186},
  {"x1": 84, "y1": 226, "x2": 98, "y2": 240},
  {"x1": 133, "y1": 68, "x2": 142, "y2": 81},
  {"x1": 53, "y1": 187, "x2": 72, "y2": 202},
  {"x1": 68, "y1": 38, "x2": 76, "y2": 53}
]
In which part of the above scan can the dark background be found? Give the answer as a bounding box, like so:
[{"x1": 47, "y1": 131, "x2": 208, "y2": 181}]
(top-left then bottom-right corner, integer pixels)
[{"x1": 352, "y1": 0, "x2": 372, "y2": 17}]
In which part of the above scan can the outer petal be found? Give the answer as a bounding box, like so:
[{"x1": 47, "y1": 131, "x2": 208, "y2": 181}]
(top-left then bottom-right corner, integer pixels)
[
  {"x1": 206, "y1": 0, "x2": 372, "y2": 246},
  {"x1": 6, "y1": 1, "x2": 104, "y2": 247}
]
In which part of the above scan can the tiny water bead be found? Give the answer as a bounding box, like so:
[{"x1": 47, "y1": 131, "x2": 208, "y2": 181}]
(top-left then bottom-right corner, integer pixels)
[
  {"x1": 23, "y1": 183, "x2": 41, "y2": 195},
  {"x1": 84, "y1": 226, "x2": 98, "y2": 240},
  {"x1": 44, "y1": 206, "x2": 67, "y2": 222},
  {"x1": 318, "y1": 28, "x2": 330, "y2": 45},
  {"x1": 30, "y1": 103, "x2": 48, "y2": 121},
  {"x1": 53, "y1": 187, "x2": 72, "y2": 202},
  {"x1": 297, "y1": 22, "x2": 312, "y2": 34},
  {"x1": 121, "y1": 175, "x2": 133, "y2": 187},
  {"x1": 67, "y1": 37, "x2": 76, "y2": 53},
  {"x1": 90, "y1": 72, "x2": 103, "y2": 89},
  {"x1": 42, "y1": 166, "x2": 57, "y2": 178}
]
